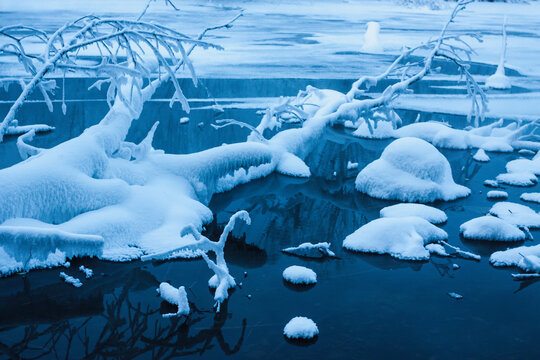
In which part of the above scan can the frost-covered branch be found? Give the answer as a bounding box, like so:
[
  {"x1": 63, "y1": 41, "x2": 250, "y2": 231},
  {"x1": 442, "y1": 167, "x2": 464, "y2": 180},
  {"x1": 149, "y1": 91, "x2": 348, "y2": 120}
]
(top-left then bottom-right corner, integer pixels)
[
  {"x1": 143, "y1": 210, "x2": 251, "y2": 311},
  {"x1": 0, "y1": 15, "x2": 222, "y2": 141}
]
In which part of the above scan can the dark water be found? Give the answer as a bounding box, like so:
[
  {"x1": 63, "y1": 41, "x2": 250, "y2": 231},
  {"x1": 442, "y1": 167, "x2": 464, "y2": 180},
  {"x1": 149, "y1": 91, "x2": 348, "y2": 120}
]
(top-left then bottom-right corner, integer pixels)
[{"x1": 0, "y1": 80, "x2": 539, "y2": 360}]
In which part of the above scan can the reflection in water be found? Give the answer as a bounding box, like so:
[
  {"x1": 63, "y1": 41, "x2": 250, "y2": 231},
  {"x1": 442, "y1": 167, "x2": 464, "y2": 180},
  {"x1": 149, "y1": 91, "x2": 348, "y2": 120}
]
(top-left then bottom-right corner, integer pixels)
[{"x1": 0, "y1": 262, "x2": 246, "y2": 359}]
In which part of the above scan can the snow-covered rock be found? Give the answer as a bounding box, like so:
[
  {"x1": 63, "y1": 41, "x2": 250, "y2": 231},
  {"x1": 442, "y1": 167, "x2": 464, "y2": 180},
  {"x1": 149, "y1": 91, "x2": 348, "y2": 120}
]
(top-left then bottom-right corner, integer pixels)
[
  {"x1": 282, "y1": 265, "x2": 317, "y2": 285},
  {"x1": 156, "y1": 282, "x2": 190, "y2": 317},
  {"x1": 355, "y1": 137, "x2": 470, "y2": 203},
  {"x1": 392, "y1": 120, "x2": 518, "y2": 152},
  {"x1": 489, "y1": 202, "x2": 540, "y2": 228},
  {"x1": 460, "y1": 216, "x2": 525, "y2": 242},
  {"x1": 473, "y1": 149, "x2": 490, "y2": 162},
  {"x1": 342, "y1": 216, "x2": 448, "y2": 260},
  {"x1": 487, "y1": 190, "x2": 508, "y2": 200},
  {"x1": 282, "y1": 242, "x2": 336, "y2": 259},
  {"x1": 284, "y1": 317, "x2": 319, "y2": 340},
  {"x1": 496, "y1": 172, "x2": 537, "y2": 187},
  {"x1": 490, "y1": 244, "x2": 540, "y2": 273},
  {"x1": 506, "y1": 156, "x2": 540, "y2": 176},
  {"x1": 380, "y1": 203, "x2": 447, "y2": 224},
  {"x1": 521, "y1": 192, "x2": 540, "y2": 204}
]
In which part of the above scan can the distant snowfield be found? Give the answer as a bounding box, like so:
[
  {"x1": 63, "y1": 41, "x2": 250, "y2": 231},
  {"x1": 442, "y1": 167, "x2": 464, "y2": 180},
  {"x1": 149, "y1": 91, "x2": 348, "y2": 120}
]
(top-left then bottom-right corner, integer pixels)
[{"x1": 1, "y1": 0, "x2": 540, "y2": 78}]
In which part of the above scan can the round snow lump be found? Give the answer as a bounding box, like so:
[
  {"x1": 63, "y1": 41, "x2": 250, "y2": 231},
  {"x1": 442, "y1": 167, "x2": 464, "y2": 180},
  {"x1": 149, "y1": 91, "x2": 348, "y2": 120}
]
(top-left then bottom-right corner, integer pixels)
[
  {"x1": 460, "y1": 216, "x2": 526, "y2": 242},
  {"x1": 380, "y1": 203, "x2": 447, "y2": 224},
  {"x1": 355, "y1": 137, "x2": 470, "y2": 203},
  {"x1": 282, "y1": 265, "x2": 317, "y2": 285},
  {"x1": 283, "y1": 316, "x2": 319, "y2": 339}
]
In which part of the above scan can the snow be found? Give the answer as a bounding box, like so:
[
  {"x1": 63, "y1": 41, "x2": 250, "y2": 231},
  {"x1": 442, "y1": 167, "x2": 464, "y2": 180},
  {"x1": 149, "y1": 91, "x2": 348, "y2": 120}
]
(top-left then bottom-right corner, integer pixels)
[
  {"x1": 380, "y1": 203, "x2": 447, "y2": 224},
  {"x1": 156, "y1": 282, "x2": 190, "y2": 317},
  {"x1": 79, "y1": 265, "x2": 93, "y2": 278},
  {"x1": 342, "y1": 216, "x2": 448, "y2": 261},
  {"x1": 353, "y1": 119, "x2": 395, "y2": 139},
  {"x1": 473, "y1": 149, "x2": 490, "y2": 162},
  {"x1": 448, "y1": 292, "x2": 463, "y2": 300},
  {"x1": 0, "y1": 225, "x2": 104, "y2": 276},
  {"x1": 485, "y1": 66, "x2": 511, "y2": 90},
  {"x1": 460, "y1": 216, "x2": 526, "y2": 242},
  {"x1": 282, "y1": 265, "x2": 317, "y2": 285},
  {"x1": 426, "y1": 243, "x2": 450, "y2": 257},
  {"x1": 518, "y1": 149, "x2": 536, "y2": 157},
  {"x1": 496, "y1": 172, "x2": 537, "y2": 187},
  {"x1": 282, "y1": 242, "x2": 336, "y2": 259},
  {"x1": 489, "y1": 202, "x2": 540, "y2": 228},
  {"x1": 361, "y1": 22, "x2": 383, "y2": 53},
  {"x1": 355, "y1": 137, "x2": 470, "y2": 203},
  {"x1": 506, "y1": 157, "x2": 540, "y2": 176},
  {"x1": 275, "y1": 152, "x2": 311, "y2": 178},
  {"x1": 283, "y1": 317, "x2": 319, "y2": 340},
  {"x1": 347, "y1": 161, "x2": 359, "y2": 170},
  {"x1": 487, "y1": 190, "x2": 508, "y2": 200},
  {"x1": 521, "y1": 192, "x2": 540, "y2": 204},
  {"x1": 490, "y1": 244, "x2": 540, "y2": 273},
  {"x1": 59, "y1": 272, "x2": 82, "y2": 288},
  {"x1": 483, "y1": 179, "x2": 499, "y2": 188},
  {"x1": 390, "y1": 121, "x2": 522, "y2": 152}
]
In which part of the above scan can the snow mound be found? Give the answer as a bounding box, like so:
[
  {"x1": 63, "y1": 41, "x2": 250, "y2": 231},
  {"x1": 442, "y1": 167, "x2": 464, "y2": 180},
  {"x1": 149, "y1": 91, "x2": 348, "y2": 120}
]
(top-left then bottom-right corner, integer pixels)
[
  {"x1": 156, "y1": 282, "x2": 190, "y2": 317},
  {"x1": 506, "y1": 156, "x2": 540, "y2": 175},
  {"x1": 380, "y1": 203, "x2": 447, "y2": 224},
  {"x1": 284, "y1": 317, "x2": 319, "y2": 339},
  {"x1": 490, "y1": 244, "x2": 540, "y2": 273},
  {"x1": 521, "y1": 192, "x2": 540, "y2": 204},
  {"x1": 282, "y1": 242, "x2": 336, "y2": 258},
  {"x1": 487, "y1": 190, "x2": 508, "y2": 200},
  {"x1": 460, "y1": 216, "x2": 525, "y2": 242},
  {"x1": 485, "y1": 67, "x2": 511, "y2": 90},
  {"x1": 496, "y1": 172, "x2": 537, "y2": 187},
  {"x1": 355, "y1": 137, "x2": 470, "y2": 203},
  {"x1": 473, "y1": 149, "x2": 490, "y2": 162},
  {"x1": 393, "y1": 121, "x2": 517, "y2": 152},
  {"x1": 342, "y1": 216, "x2": 448, "y2": 260},
  {"x1": 282, "y1": 265, "x2": 317, "y2": 285},
  {"x1": 489, "y1": 202, "x2": 540, "y2": 228},
  {"x1": 361, "y1": 21, "x2": 382, "y2": 53}
]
